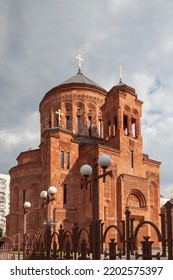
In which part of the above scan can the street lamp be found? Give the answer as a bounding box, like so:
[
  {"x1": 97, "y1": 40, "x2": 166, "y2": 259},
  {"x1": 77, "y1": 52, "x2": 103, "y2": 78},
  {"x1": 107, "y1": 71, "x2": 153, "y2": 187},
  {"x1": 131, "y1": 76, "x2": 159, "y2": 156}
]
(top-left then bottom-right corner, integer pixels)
[
  {"x1": 40, "y1": 186, "x2": 57, "y2": 200},
  {"x1": 23, "y1": 201, "x2": 31, "y2": 259},
  {"x1": 40, "y1": 186, "x2": 57, "y2": 259},
  {"x1": 80, "y1": 164, "x2": 92, "y2": 187},
  {"x1": 23, "y1": 201, "x2": 31, "y2": 234},
  {"x1": 80, "y1": 154, "x2": 112, "y2": 259},
  {"x1": 98, "y1": 154, "x2": 111, "y2": 169}
]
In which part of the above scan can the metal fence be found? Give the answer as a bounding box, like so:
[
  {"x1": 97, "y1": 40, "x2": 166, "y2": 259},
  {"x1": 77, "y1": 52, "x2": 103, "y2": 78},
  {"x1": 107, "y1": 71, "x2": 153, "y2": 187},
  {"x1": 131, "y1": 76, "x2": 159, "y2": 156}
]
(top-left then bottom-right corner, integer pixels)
[{"x1": 24, "y1": 201, "x2": 173, "y2": 260}]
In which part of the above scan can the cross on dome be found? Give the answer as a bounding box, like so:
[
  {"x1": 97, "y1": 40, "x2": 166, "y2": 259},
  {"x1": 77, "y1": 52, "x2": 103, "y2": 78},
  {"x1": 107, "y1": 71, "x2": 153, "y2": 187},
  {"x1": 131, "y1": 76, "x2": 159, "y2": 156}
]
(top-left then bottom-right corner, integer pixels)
[
  {"x1": 117, "y1": 66, "x2": 124, "y2": 83},
  {"x1": 76, "y1": 53, "x2": 83, "y2": 72}
]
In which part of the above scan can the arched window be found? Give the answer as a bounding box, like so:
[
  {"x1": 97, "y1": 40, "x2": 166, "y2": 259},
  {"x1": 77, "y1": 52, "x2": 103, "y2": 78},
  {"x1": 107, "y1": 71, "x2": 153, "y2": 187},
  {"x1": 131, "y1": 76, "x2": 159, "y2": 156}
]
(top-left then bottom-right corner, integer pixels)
[
  {"x1": 130, "y1": 150, "x2": 134, "y2": 168},
  {"x1": 77, "y1": 115, "x2": 81, "y2": 135},
  {"x1": 66, "y1": 116, "x2": 70, "y2": 130},
  {"x1": 123, "y1": 115, "x2": 129, "y2": 135},
  {"x1": 126, "y1": 189, "x2": 146, "y2": 208},
  {"x1": 65, "y1": 109, "x2": 70, "y2": 130},
  {"x1": 113, "y1": 117, "x2": 117, "y2": 136},
  {"x1": 49, "y1": 115, "x2": 51, "y2": 128},
  {"x1": 132, "y1": 118, "x2": 136, "y2": 138},
  {"x1": 98, "y1": 119, "x2": 102, "y2": 138},
  {"x1": 66, "y1": 152, "x2": 70, "y2": 169},
  {"x1": 60, "y1": 151, "x2": 64, "y2": 168},
  {"x1": 108, "y1": 121, "x2": 111, "y2": 137},
  {"x1": 63, "y1": 184, "x2": 67, "y2": 205},
  {"x1": 88, "y1": 116, "x2": 92, "y2": 136}
]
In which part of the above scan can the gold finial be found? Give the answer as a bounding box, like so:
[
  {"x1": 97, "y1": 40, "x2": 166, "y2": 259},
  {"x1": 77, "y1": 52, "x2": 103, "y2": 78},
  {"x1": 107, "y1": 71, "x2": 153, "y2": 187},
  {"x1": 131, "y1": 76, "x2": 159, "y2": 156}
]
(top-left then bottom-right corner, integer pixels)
[
  {"x1": 117, "y1": 66, "x2": 123, "y2": 83},
  {"x1": 76, "y1": 53, "x2": 83, "y2": 72},
  {"x1": 56, "y1": 109, "x2": 63, "y2": 126},
  {"x1": 171, "y1": 191, "x2": 173, "y2": 199}
]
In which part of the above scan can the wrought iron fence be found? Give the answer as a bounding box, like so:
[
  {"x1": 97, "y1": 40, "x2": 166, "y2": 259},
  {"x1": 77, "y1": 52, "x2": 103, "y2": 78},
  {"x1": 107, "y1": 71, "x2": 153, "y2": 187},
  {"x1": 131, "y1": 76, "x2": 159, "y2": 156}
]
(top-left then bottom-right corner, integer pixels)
[{"x1": 24, "y1": 201, "x2": 173, "y2": 260}]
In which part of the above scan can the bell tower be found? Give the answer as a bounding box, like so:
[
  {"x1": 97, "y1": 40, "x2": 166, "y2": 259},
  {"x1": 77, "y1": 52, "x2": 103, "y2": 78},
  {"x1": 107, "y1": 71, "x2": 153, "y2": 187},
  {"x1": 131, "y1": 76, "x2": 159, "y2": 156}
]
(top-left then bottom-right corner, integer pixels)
[{"x1": 101, "y1": 74, "x2": 143, "y2": 175}]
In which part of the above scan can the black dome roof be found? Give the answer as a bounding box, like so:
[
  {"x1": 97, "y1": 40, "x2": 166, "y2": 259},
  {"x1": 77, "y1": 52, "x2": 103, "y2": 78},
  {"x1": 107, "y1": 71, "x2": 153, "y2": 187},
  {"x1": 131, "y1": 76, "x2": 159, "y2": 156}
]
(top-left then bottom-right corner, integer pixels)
[{"x1": 59, "y1": 70, "x2": 105, "y2": 90}]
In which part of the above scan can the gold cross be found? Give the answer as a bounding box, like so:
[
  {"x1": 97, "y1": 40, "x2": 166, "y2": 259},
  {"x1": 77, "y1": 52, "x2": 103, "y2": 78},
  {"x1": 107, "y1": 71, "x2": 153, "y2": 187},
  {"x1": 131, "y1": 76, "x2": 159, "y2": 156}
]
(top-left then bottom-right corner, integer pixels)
[
  {"x1": 56, "y1": 109, "x2": 63, "y2": 126},
  {"x1": 76, "y1": 53, "x2": 83, "y2": 71},
  {"x1": 117, "y1": 66, "x2": 123, "y2": 83},
  {"x1": 171, "y1": 191, "x2": 173, "y2": 199}
]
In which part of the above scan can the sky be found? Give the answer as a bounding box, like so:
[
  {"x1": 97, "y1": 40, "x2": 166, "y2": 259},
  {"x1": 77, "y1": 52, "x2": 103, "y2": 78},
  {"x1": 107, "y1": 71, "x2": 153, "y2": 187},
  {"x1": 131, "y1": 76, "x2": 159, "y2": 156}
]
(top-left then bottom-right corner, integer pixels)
[{"x1": 0, "y1": 0, "x2": 173, "y2": 198}]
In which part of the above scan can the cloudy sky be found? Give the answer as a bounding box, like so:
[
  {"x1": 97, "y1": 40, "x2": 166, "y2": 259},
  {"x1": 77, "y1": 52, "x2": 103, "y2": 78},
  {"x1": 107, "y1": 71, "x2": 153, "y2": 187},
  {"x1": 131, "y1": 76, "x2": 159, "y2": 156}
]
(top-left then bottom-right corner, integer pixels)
[{"x1": 0, "y1": 0, "x2": 173, "y2": 198}]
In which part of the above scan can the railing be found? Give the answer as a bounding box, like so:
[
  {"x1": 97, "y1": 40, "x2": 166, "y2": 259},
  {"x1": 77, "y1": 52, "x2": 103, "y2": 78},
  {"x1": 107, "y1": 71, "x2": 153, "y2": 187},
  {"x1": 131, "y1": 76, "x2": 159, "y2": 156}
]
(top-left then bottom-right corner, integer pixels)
[{"x1": 22, "y1": 200, "x2": 172, "y2": 260}]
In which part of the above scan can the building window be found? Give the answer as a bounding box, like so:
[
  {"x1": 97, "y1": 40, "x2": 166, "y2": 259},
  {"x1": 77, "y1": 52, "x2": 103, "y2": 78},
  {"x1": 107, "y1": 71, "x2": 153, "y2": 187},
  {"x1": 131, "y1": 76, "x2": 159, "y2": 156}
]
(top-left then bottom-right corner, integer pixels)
[
  {"x1": 60, "y1": 151, "x2": 64, "y2": 168},
  {"x1": 63, "y1": 184, "x2": 67, "y2": 205},
  {"x1": 104, "y1": 206, "x2": 107, "y2": 221},
  {"x1": 49, "y1": 115, "x2": 51, "y2": 128},
  {"x1": 23, "y1": 189, "x2": 26, "y2": 204},
  {"x1": 66, "y1": 116, "x2": 70, "y2": 130},
  {"x1": 132, "y1": 118, "x2": 136, "y2": 138},
  {"x1": 77, "y1": 116, "x2": 81, "y2": 135},
  {"x1": 56, "y1": 117, "x2": 59, "y2": 127},
  {"x1": 98, "y1": 119, "x2": 102, "y2": 138},
  {"x1": 66, "y1": 153, "x2": 70, "y2": 169},
  {"x1": 88, "y1": 116, "x2": 92, "y2": 136},
  {"x1": 113, "y1": 117, "x2": 117, "y2": 136},
  {"x1": 108, "y1": 121, "x2": 111, "y2": 137},
  {"x1": 130, "y1": 150, "x2": 134, "y2": 168},
  {"x1": 123, "y1": 115, "x2": 129, "y2": 135}
]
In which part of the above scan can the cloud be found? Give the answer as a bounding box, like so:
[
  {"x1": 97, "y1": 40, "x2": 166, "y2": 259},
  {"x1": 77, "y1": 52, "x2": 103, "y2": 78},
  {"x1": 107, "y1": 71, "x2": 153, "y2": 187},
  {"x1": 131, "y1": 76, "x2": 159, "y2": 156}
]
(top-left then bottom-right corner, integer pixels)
[
  {"x1": 0, "y1": 129, "x2": 21, "y2": 148},
  {"x1": 0, "y1": 0, "x2": 173, "y2": 198},
  {"x1": 0, "y1": 111, "x2": 39, "y2": 173}
]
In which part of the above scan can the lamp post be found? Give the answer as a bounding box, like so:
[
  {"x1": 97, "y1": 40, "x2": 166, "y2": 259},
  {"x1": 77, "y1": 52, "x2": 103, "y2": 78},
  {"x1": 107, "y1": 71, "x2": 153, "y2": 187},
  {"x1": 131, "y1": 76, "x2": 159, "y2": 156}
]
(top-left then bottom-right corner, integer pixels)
[
  {"x1": 80, "y1": 154, "x2": 112, "y2": 260},
  {"x1": 23, "y1": 201, "x2": 31, "y2": 259},
  {"x1": 40, "y1": 186, "x2": 57, "y2": 259}
]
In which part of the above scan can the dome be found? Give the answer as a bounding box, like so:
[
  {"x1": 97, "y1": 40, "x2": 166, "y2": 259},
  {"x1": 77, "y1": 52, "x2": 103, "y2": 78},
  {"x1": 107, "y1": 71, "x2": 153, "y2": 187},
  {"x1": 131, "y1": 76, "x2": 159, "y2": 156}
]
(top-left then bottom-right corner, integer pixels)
[
  {"x1": 59, "y1": 70, "x2": 105, "y2": 90},
  {"x1": 42, "y1": 70, "x2": 106, "y2": 101}
]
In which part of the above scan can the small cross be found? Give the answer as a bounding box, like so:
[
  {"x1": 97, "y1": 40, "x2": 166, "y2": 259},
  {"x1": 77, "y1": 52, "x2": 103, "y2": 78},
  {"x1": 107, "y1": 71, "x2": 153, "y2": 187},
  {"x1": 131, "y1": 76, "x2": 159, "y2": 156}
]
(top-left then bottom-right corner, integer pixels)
[
  {"x1": 76, "y1": 53, "x2": 83, "y2": 72},
  {"x1": 171, "y1": 191, "x2": 173, "y2": 199},
  {"x1": 117, "y1": 66, "x2": 123, "y2": 83},
  {"x1": 56, "y1": 109, "x2": 63, "y2": 126}
]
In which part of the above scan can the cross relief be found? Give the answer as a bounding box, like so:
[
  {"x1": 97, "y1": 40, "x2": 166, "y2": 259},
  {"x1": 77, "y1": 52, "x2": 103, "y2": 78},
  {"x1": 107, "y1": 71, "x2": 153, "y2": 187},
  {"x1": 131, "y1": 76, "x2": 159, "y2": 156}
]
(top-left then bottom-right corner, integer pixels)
[{"x1": 56, "y1": 109, "x2": 63, "y2": 126}]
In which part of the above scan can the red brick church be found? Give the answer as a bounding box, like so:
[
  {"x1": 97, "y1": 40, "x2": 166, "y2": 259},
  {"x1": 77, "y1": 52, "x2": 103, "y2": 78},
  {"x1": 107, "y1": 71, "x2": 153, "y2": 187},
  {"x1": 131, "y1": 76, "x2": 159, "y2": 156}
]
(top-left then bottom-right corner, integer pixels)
[{"x1": 6, "y1": 57, "x2": 161, "y2": 247}]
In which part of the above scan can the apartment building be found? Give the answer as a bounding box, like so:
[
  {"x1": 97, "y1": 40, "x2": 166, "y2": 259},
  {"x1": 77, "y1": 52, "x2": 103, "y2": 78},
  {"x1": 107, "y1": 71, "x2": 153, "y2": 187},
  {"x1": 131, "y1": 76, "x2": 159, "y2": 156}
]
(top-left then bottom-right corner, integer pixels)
[{"x1": 0, "y1": 173, "x2": 10, "y2": 236}]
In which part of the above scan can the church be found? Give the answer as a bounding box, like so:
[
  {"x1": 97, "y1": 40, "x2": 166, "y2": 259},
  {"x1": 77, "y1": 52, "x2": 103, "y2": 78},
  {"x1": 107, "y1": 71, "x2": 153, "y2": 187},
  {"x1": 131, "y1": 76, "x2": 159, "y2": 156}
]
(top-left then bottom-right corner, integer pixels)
[{"x1": 6, "y1": 56, "x2": 161, "y2": 247}]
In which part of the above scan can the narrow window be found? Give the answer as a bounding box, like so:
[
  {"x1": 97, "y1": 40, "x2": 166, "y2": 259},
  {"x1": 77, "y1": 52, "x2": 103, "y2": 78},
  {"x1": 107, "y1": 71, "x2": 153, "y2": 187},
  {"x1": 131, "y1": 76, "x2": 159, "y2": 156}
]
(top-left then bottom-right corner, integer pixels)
[
  {"x1": 88, "y1": 116, "x2": 92, "y2": 136},
  {"x1": 66, "y1": 152, "x2": 70, "y2": 169},
  {"x1": 23, "y1": 189, "x2": 26, "y2": 204},
  {"x1": 60, "y1": 151, "x2": 64, "y2": 168},
  {"x1": 66, "y1": 116, "x2": 70, "y2": 130},
  {"x1": 123, "y1": 115, "x2": 129, "y2": 135},
  {"x1": 63, "y1": 184, "x2": 67, "y2": 205},
  {"x1": 77, "y1": 116, "x2": 81, "y2": 135},
  {"x1": 113, "y1": 117, "x2": 117, "y2": 136},
  {"x1": 56, "y1": 117, "x2": 59, "y2": 127},
  {"x1": 108, "y1": 121, "x2": 111, "y2": 137},
  {"x1": 49, "y1": 115, "x2": 51, "y2": 128},
  {"x1": 130, "y1": 150, "x2": 134, "y2": 168},
  {"x1": 104, "y1": 206, "x2": 107, "y2": 221},
  {"x1": 98, "y1": 119, "x2": 102, "y2": 138},
  {"x1": 132, "y1": 118, "x2": 136, "y2": 138}
]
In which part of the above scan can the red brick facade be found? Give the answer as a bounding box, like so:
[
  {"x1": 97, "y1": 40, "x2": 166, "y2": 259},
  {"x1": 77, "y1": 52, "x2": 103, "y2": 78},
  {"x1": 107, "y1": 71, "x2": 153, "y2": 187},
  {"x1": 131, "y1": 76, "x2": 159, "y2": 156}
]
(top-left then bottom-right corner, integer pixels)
[{"x1": 6, "y1": 71, "x2": 161, "y2": 247}]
